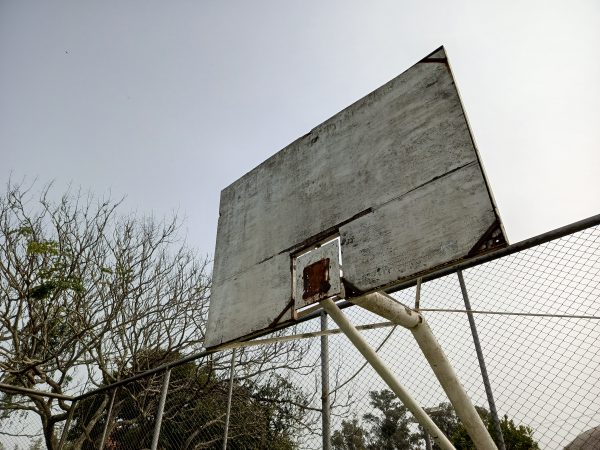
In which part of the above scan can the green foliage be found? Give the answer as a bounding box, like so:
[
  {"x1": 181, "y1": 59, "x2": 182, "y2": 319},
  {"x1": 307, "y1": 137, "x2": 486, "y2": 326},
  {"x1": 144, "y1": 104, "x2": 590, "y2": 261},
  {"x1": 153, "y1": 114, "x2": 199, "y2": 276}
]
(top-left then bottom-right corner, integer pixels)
[
  {"x1": 9, "y1": 225, "x2": 33, "y2": 236},
  {"x1": 332, "y1": 418, "x2": 368, "y2": 450},
  {"x1": 29, "y1": 277, "x2": 84, "y2": 300},
  {"x1": 498, "y1": 415, "x2": 539, "y2": 450},
  {"x1": 451, "y1": 409, "x2": 539, "y2": 450},
  {"x1": 26, "y1": 240, "x2": 59, "y2": 256},
  {"x1": 423, "y1": 403, "x2": 539, "y2": 450},
  {"x1": 332, "y1": 390, "x2": 420, "y2": 450},
  {"x1": 26, "y1": 439, "x2": 43, "y2": 450},
  {"x1": 363, "y1": 390, "x2": 419, "y2": 450},
  {"x1": 0, "y1": 182, "x2": 212, "y2": 450},
  {"x1": 29, "y1": 281, "x2": 57, "y2": 300},
  {"x1": 425, "y1": 402, "x2": 460, "y2": 440},
  {"x1": 23, "y1": 238, "x2": 84, "y2": 300},
  {"x1": 332, "y1": 392, "x2": 539, "y2": 450},
  {"x1": 68, "y1": 351, "x2": 308, "y2": 449}
]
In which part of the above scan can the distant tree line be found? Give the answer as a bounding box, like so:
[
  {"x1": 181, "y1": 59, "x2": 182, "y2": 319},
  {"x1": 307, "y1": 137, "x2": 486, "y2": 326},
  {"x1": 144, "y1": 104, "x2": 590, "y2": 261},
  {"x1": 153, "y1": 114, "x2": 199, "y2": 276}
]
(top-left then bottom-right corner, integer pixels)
[{"x1": 331, "y1": 389, "x2": 539, "y2": 450}]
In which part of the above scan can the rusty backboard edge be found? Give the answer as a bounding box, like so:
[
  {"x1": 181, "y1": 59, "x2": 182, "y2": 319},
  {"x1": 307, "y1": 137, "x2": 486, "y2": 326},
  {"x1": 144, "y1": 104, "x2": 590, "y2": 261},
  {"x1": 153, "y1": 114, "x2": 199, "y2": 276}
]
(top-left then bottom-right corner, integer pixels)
[{"x1": 467, "y1": 219, "x2": 507, "y2": 256}]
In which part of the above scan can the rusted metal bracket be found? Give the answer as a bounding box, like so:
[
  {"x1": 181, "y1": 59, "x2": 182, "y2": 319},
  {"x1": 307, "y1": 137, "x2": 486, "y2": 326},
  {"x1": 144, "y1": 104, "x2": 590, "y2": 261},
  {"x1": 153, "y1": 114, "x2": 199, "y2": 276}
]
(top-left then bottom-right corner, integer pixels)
[
  {"x1": 303, "y1": 258, "x2": 332, "y2": 301},
  {"x1": 293, "y1": 239, "x2": 341, "y2": 310}
]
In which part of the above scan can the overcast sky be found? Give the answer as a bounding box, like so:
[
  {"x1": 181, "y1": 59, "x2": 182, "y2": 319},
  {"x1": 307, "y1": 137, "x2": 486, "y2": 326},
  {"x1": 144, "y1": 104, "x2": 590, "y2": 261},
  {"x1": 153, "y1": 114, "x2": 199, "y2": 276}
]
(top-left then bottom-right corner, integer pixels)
[{"x1": 1, "y1": 0, "x2": 599, "y2": 257}]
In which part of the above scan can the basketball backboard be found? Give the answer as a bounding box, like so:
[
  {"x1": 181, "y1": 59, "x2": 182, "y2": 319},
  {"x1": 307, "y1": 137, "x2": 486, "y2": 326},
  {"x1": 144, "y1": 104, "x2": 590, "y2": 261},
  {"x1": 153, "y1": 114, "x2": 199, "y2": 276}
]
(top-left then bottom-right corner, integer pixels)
[{"x1": 205, "y1": 46, "x2": 507, "y2": 348}]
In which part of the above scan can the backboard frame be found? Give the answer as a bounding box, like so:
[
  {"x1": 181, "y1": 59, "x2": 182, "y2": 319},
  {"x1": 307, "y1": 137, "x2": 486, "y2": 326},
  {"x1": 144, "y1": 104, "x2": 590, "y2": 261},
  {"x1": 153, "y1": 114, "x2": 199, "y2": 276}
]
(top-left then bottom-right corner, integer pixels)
[{"x1": 204, "y1": 46, "x2": 508, "y2": 348}]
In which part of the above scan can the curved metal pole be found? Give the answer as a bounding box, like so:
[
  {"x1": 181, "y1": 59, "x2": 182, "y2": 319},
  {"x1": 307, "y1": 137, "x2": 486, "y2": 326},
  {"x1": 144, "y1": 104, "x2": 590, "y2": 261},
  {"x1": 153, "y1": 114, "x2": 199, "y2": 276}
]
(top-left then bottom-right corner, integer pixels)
[
  {"x1": 352, "y1": 291, "x2": 497, "y2": 450},
  {"x1": 320, "y1": 297, "x2": 456, "y2": 450}
]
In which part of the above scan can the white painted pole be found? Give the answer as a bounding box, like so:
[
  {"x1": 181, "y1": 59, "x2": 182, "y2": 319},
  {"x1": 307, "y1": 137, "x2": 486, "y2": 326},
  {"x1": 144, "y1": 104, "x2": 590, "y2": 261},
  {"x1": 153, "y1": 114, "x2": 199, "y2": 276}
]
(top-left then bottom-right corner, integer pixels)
[
  {"x1": 320, "y1": 311, "x2": 332, "y2": 450},
  {"x1": 320, "y1": 297, "x2": 456, "y2": 450},
  {"x1": 352, "y1": 292, "x2": 421, "y2": 329},
  {"x1": 352, "y1": 292, "x2": 497, "y2": 450},
  {"x1": 222, "y1": 349, "x2": 237, "y2": 450}
]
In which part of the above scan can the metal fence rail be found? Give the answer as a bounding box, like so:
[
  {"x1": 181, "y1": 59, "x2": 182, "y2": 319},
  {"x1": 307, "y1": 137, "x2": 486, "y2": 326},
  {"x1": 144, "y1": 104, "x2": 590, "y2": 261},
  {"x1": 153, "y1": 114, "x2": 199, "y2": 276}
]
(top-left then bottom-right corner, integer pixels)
[{"x1": 1, "y1": 215, "x2": 600, "y2": 449}]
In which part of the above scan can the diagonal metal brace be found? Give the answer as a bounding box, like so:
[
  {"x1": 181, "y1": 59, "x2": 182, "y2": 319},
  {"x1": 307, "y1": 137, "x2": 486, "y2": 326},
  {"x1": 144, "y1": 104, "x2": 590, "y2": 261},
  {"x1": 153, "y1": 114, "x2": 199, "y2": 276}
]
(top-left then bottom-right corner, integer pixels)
[
  {"x1": 351, "y1": 291, "x2": 497, "y2": 450},
  {"x1": 320, "y1": 297, "x2": 456, "y2": 450}
]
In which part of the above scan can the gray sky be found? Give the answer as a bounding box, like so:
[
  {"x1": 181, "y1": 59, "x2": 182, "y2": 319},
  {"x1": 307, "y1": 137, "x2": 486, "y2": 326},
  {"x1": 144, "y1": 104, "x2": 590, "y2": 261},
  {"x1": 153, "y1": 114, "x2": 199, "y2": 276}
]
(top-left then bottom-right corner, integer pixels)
[{"x1": 1, "y1": 0, "x2": 599, "y2": 257}]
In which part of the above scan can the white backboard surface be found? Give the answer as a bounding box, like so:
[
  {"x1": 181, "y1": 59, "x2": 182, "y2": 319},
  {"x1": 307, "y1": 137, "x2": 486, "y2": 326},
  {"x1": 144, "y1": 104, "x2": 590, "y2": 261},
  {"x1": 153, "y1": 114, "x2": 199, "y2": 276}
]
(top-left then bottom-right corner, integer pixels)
[{"x1": 205, "y1": 47, "x2": 507, "y2": 348}]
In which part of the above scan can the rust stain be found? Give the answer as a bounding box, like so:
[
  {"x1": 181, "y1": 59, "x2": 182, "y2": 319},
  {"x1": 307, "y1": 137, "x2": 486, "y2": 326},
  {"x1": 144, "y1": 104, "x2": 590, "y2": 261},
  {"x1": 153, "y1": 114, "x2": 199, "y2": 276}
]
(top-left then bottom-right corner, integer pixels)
[
  {"x1": 467, "y1": 219, "x2": 507, "y2": 256},
  {"x1": 341, "y1": 278, "x2": 364, "y2": 298},
  {"x1": 303, "y1": 258, "x2": 331, "y2": 300}
]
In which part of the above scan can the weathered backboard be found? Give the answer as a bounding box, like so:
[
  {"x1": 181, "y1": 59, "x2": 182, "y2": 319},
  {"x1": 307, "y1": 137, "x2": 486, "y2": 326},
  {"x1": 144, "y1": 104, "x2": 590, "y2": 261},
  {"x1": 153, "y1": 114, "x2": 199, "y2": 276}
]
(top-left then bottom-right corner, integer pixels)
[{"x1": 205, "y1": 46, "x2": 507, "y2": 348}]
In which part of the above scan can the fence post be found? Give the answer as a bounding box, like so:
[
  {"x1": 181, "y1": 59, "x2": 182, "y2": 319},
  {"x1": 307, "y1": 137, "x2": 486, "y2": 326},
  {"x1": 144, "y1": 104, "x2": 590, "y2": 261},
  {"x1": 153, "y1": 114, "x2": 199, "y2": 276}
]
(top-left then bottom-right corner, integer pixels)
[
  {"x1": 57, "y1": 399, "x2": 77, "y2": 450},
  {"x1": 99, "y1": 388, "x2": 117, "y2": 450},
  {"x1": 321, "y1": 310, "x2": 332, "y2": 450},
  {"x1": 223, "y1": 349, "x2": 237, "y2": 450},
  {"x1": 151, "y1": 369, "x2": 171, "y2": 450},
  {"x1": 457, "y1": 270, "x2": 506, "y2": 450}
]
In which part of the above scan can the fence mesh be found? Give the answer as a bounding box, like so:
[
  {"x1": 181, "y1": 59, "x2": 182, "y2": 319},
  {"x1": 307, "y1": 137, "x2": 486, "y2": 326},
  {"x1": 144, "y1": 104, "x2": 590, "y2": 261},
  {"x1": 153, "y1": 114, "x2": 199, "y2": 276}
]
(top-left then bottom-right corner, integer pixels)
[{"x1": 2, "y1": 222, "x2": 600, "y2": 449}]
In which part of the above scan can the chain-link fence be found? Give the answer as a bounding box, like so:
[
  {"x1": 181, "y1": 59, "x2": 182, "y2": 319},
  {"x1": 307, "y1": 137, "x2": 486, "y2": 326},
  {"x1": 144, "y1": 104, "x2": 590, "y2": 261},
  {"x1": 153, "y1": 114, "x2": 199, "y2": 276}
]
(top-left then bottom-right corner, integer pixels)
[{"x1": 2, "y1": 217, "x2": 600, "y2": 449}]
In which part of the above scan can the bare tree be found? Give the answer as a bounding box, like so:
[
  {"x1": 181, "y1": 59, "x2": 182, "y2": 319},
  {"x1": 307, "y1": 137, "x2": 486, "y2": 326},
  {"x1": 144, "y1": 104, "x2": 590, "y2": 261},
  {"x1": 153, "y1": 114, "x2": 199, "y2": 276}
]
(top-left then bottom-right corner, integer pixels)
[
  {"x1": 0, "y1": 181, "x2": 211, "y2": 449},
  {"x1": 0, "y1": 181, "x2": 342, "y2": 450}
]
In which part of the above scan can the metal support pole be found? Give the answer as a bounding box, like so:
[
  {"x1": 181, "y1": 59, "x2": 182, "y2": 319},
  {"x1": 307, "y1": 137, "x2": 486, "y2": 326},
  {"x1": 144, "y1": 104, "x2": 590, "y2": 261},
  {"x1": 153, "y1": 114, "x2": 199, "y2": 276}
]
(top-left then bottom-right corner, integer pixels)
[
  {"x1": 99, "y1": 388, "x2": 117, "y2": 450},
  {"x1": 321, "y1": 311, "x2": 332, "y2": 450},
  {"x1": 457, "y1": 270, "x2": 506, "y2": 450},
  {"x1": 57, "y1": 400, "x2": 77, "y2": 450},
  {"x1": 415, "y1": 277, "x2": 422, "y2": 310},
  {"x1": 352, "y1": 291, "x2": 497, "y2": 450},
  {"x1": 320, "y1": 297, "x2": 456, "y2": 450},
  {"x1": 151, "y1": 369, "x2": 171, "y2": 450},
  {"x1": 222, "y1": 349, "x2": 237, "y2": 450},
  {"x1": 418, "y1": 279, "x2": 429, "y2": 450}
]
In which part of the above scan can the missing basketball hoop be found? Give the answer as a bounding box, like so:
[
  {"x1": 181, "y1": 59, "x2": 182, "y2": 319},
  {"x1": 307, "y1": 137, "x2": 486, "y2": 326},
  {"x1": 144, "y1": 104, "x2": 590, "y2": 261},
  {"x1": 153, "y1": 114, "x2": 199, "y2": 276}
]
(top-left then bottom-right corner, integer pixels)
[
  {"x1": 292, "y1": 237, "x2": 342, "y2": 312},
  {"x1": 204, "y1": 46, "x2": 507, "y2": 348}
]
